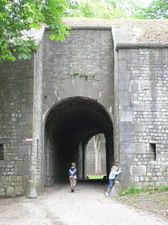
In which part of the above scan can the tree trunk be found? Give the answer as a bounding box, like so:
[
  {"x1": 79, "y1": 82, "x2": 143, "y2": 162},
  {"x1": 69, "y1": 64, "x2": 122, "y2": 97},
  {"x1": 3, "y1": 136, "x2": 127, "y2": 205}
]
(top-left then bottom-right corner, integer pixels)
[{"x1": 94, "y1": 134, "x2": 102, "y2": 175}]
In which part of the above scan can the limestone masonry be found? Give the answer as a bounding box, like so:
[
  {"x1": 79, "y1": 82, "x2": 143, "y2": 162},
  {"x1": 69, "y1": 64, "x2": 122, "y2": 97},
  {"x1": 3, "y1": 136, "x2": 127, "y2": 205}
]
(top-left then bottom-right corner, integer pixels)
[{"x1": 0, "y1": 19, "x2": 168, "y2": 197}]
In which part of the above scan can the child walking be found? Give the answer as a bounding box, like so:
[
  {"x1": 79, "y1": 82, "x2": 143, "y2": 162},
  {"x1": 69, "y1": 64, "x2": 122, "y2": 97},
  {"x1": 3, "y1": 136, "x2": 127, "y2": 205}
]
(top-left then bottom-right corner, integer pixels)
[
  {"x1": 105, "y1": 165, "x2": 121, "y2": 197},
  {"x1": 69, "y1": 162, "x2": 77, "y2": 192}
]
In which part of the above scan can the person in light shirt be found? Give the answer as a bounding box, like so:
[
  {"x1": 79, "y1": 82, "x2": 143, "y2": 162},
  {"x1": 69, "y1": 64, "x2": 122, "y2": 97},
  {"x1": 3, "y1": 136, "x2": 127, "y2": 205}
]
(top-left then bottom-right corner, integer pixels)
[{"x1": 105, "y1": 165, "x2": 121, "y2": 197}]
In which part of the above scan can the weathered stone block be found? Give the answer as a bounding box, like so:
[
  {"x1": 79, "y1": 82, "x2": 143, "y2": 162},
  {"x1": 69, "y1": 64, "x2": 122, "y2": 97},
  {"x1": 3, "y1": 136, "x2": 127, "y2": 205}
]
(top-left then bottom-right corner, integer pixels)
[
  {"x1": 0, "y1": 188, "x2": 6, "y2": 196},
  {"x1": 145, "y1": 177, "x2": 151, "y2": 182},
  {"x1": 120, "y1": 122, "x2": 133, "y2": 143},
  {"x1": 26, "y1": 180, "x2": 37, "y2": 198},
  {"x1": 1, "y1": 176, "x2": 9, "y2": 182},
  {"x1": 23, "y1": 77, "x2": 34, "y2": 94},
  {"x1": 16, "y1": 176, "x2": 23, "y2": 181},
  {"x1": 134, "y1": 122, "x2": 146, "y2": 131},
  {"x1": 120, "y1": 111, "x2": 133, "y2": 122},
  {"x1": 6, "y1": 186, "x2": 16, "y2": 197},
  {"x1": 130, "y1": 165, "x2": 146, "y2": 176},
  {"x1": 147, "y1": 172, "x2": 152, "y2": 176},
  {"x1": 139, "y1": 177, "x2": 144, "y2": 182},
  {"x1": 134, "y1": 176, "x2": 139, "y2": 182},
  {"x1": 120, "y1": 143, "x2": 146, "y2": 153},
  {"x1": 16, "y1": 186, "x2": 23, "y2": 196}
]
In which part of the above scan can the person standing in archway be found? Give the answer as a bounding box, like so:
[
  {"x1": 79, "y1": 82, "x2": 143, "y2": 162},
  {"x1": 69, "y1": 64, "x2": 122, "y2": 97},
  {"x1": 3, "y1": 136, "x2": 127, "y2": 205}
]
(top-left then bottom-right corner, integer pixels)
[{"x1": 69, "y1": 162, "x2": 77, "y2": 192}]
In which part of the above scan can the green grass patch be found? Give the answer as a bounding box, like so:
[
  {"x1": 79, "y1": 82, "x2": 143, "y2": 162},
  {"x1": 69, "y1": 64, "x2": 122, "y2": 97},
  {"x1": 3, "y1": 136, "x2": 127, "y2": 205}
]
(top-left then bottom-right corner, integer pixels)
[
  {"x1": 87, "y1": 175, "x2": 104, "y2": 179},
  {"x1": 121, "y1": 186, "x2": 168, "y2": 196}
]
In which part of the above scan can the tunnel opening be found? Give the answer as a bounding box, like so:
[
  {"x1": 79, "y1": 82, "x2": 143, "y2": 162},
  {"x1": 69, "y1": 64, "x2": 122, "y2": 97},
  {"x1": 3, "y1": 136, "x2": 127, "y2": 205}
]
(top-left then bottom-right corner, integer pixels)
[
  {"x1": 44, "y1": 96, "x2": 114, "y2": 186},
  {"x1": 84, "y1": 134, "x2": 106, "y2": 180}
]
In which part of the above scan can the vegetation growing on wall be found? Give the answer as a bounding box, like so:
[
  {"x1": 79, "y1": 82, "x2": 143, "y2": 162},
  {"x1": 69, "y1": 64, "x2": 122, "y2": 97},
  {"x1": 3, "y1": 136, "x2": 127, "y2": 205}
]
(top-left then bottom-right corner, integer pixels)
[{"x1": 69, "y1": 72, "x2": 95, "y2": 80}]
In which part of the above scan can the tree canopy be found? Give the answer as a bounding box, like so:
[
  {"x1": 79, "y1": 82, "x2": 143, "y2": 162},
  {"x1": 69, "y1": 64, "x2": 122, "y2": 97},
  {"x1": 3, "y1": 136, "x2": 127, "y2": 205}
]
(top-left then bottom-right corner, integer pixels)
[
  {"x1": 65, "y1": 0, "x2": 126, "y2": 19},
  {"x1": 1, "y1": 0, "x2": 168, "y2": 62},
  {"x1": 0, "y1": 0, "x2": 70, "y2": 62},
  {"x1": 66, "y1": 0, "x2": 168, "y2": 20},
  {"x1": 65, "y1": 0, "x2": 146, "y2": 19},
  {"x1": 134, "y1": 0, "x2": 168, "y2": 19}
]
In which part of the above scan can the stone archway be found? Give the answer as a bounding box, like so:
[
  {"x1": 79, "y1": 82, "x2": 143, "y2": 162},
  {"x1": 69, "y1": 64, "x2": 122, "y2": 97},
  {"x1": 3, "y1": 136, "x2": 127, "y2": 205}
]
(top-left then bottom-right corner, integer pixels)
[{"x1": 44, "y1": 96, "x2": 113, "y2": 186}]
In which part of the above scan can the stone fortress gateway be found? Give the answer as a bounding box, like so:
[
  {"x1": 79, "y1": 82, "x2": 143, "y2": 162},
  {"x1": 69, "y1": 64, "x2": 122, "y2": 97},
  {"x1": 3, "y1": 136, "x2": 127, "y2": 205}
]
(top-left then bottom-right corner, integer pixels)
[{"x1": 0, "y1": 19, "x2": 168, "y2": 197}]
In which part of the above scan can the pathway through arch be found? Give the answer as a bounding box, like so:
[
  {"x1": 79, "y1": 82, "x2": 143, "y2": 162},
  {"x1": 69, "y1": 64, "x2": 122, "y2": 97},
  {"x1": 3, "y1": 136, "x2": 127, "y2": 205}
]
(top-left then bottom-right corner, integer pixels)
[{"x1": 0, "y1": 182, "x2": 167, "y2": 225}]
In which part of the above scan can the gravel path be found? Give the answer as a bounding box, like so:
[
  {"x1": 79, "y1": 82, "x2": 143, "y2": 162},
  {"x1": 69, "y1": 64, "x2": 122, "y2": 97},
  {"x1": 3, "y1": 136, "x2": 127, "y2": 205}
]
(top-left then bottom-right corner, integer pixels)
[{"x1": 0, "y1": 182, "x2": 167, "y2": 225}]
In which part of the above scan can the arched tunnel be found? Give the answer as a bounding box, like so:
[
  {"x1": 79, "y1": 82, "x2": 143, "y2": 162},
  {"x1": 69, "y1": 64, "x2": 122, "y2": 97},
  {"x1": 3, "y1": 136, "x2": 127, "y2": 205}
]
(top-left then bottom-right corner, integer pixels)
[{"x1": 44, "y1": 96, "x2": 114, "y2": 186}]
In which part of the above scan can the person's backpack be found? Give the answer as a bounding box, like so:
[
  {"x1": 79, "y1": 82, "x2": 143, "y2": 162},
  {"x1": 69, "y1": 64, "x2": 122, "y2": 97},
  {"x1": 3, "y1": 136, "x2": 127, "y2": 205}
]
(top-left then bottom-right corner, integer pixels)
[{"x1": 69, "y1": 168, "x2": 77, "y2": 177}]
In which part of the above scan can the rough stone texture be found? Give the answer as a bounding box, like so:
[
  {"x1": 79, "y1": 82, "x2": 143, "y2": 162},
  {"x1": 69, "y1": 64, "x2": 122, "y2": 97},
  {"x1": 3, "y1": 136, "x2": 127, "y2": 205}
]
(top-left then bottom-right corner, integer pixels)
[
  {"x1": 1, "y1": 19, "x2": 168, "y2": 196},
  {"x1": 43, "y1": 28, "x2": 114, "y2": 113},
  {"x1": 32, "y1": 40, "x2": 44, "y2": 191},
  {"x1": 64, "y1": 18, "x2": 168, "y2": 43},
  {"x1": 0, "y1": 58, "x2": 34, "y2": 196},
  {"x1": 116, "y1": 47, "x2": 168, "y2": 188},
  {"x1": 43, "y1": 28, "x2": 114, "y2": 185}
]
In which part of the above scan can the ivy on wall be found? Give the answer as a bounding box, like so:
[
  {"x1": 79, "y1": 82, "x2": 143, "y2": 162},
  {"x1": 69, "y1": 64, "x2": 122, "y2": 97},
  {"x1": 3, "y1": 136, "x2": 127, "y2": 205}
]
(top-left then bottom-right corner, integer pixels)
[{"x1": 68, "y1": 72, "x2": 95, "y2": 80}]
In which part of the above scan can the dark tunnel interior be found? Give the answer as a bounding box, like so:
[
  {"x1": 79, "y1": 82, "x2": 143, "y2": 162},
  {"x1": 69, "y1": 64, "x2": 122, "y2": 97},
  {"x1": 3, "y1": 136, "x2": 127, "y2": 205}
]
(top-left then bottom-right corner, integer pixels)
[{"x1": 44, "y1": 96, "x2": 114, "y2": 186}]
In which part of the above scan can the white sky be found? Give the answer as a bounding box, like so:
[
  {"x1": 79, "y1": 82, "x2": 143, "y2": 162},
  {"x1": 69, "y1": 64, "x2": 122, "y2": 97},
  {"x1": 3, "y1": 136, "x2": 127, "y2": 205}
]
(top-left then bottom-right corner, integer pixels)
[
  {"x1": 78, "y1": 0, "x2": 154, "y2": 8},
  {"x1": 139, "y1": 0, "x2": 153, "y2": 7}
]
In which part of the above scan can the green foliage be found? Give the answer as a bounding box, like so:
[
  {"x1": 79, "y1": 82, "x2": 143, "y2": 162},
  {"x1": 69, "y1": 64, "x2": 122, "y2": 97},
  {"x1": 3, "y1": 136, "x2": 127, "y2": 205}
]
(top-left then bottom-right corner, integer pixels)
[
  {"x1": 65, "y1": 0, "x2": 127, "y2": 19},
  {"x1": 106, "y1": 0, "x2": 141, "y2": 17},
  {"x1": 69, "y1": 72, "x2": 95, "y2": 80},
  {"x1": 65, "y1": 0, "x2": 147, "y2": 19},
  {"x1": 134, "y1": 0, "x2": 168, "y2": 19},
  {"x1": 87, "y1": 175, "x2": 104, "y2": 179},
  {"x1": 66, "y1": 0, "x2": 168, "y2": 20},
  {"x1": 153, "y1": 186, "x2": 168, "y2": 191},
  {"x1": 0, "y1": 0, "x2": 70, "y2": 62},
  {"x1": 121, "y1": 186, "x2": 168, "y2": 196}
]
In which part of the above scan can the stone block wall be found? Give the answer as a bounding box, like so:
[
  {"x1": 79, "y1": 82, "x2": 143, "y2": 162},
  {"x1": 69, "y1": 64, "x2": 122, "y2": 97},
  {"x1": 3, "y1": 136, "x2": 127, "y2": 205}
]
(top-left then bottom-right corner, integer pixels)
[
  {"x1": 0, "y1": 58, "x2": 34, "y2": 196},
  {"x1": 43, "y1": 27, "x2": 114, "y2": 115},
  {"x1": 1, "y1": 26, "x2": 168, "y2": 196},
  {"x1": 43, "y1": 27, "x2": 114, "y2": 183},
  {"x1": 32, "y1": 41, "x2": 44, "y2": 191},
  {"x1": 117, "y1": 45, "x2": 168, "y2": 188}
]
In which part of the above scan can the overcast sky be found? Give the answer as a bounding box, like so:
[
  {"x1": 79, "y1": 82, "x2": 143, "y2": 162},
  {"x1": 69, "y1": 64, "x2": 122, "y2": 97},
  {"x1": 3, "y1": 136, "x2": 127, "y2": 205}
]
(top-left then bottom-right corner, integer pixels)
[
  {"x1": 139, "y1": 0, "x2": 153, "y2": 7},
  {"x1": 77, "y1": 0, "x2": 154, "y2": 7}
]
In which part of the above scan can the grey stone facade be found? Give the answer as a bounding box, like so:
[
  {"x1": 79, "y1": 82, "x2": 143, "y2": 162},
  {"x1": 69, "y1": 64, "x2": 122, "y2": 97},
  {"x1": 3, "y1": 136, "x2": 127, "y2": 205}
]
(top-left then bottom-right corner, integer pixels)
[
  {"x1": 116, "y1": 45, "x2": 168, "y2": 188},
  {"x1": 0, "y1": 58, "x2": 34, "y2": 196},
  {"x1": 43, "y1": 27, "x2": 114, "y2": 185},
  {"x1": 0, "y1": 21, "x2": 168, "y2": 197}
]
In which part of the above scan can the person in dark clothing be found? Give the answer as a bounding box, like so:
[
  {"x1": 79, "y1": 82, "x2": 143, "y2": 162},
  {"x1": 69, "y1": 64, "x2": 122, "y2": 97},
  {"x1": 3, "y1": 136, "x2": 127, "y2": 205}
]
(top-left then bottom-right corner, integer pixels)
[{"x1": 69, "y1": 162, "x2": 77, "y2": 192}]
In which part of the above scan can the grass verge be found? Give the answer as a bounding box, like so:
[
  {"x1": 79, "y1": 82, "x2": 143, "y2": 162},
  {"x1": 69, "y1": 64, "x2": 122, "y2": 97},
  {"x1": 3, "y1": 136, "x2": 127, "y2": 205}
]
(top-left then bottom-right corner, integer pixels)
[
  {"x1": 117, "y1": 186, "x2": 168, "y2": 219},
  {"x1": 121, "y1": 185, "x2": 168, "y2": 195},
  {"x1": 87, "y1": 175, "x2": 104, "y2": 179}
]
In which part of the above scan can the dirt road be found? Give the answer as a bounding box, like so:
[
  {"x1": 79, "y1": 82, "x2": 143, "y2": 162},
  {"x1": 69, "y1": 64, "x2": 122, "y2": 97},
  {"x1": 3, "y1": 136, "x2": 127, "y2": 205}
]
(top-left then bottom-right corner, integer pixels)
[{"x1": 0, "y1": 182, "x2": 167, "y2": 225}]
